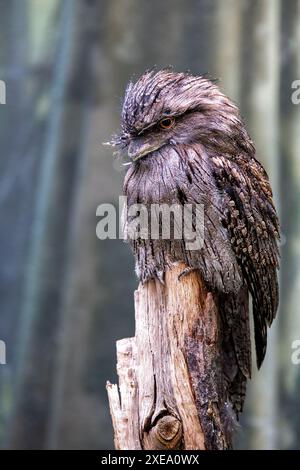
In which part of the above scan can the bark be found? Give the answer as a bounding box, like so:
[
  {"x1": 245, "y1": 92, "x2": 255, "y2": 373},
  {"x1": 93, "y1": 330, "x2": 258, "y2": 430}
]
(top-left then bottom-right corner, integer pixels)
[{"x1": 107, "y1": 263, "x2": 232, "y2": 450}]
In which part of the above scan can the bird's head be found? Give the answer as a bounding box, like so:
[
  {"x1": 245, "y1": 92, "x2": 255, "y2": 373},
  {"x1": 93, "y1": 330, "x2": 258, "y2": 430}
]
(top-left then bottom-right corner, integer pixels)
[{"x1": 113, "y1": 69, "x2": 250, "y2": 162}]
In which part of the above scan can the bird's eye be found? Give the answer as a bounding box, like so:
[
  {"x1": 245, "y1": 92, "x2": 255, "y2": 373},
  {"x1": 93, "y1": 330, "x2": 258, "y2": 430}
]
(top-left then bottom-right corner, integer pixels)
[{"x1": 159, "y1": 117, "x2": 175, "y2": 129}]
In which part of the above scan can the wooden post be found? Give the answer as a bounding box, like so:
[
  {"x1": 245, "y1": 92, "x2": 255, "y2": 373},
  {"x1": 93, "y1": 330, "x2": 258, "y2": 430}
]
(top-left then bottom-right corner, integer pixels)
[{"x1": 107, "y1": 263, "x2": 232, "y2": 450}]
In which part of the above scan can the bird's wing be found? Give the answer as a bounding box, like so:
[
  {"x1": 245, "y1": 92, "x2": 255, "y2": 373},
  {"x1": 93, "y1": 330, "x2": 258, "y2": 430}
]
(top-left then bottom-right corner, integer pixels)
[{"x1": 212, "y1": 153, "x2": 280, "y2": 368}]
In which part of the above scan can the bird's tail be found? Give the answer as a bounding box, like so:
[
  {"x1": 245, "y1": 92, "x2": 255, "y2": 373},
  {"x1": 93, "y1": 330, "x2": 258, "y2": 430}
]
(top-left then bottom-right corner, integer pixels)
[{"x1": 219, "y1": 287, "x2": 251, "y2": 416}]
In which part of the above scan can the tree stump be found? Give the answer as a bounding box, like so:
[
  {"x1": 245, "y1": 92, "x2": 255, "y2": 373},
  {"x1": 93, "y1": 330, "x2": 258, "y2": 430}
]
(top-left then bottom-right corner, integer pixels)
[{"x1": 106, "y1": 262, "x2": 232, "y2": 450}]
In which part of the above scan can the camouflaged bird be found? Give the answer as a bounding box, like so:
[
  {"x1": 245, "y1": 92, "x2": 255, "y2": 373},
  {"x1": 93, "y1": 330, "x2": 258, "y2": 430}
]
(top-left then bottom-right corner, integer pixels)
[{"x1": 111, "y1": 70, "x2": 280, "y2": 416}]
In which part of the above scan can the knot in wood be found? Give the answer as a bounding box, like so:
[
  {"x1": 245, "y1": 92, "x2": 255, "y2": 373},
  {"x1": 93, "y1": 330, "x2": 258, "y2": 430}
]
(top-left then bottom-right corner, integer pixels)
[{"x1": 149, "y1": 415, "x2": 182, "y2": 449}]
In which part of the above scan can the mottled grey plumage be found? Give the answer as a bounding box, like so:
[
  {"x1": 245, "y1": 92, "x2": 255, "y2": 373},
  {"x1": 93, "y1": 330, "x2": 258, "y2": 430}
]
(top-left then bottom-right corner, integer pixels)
[{"x1": 112, "y1": 70, "x2": 280, "y2": 416}]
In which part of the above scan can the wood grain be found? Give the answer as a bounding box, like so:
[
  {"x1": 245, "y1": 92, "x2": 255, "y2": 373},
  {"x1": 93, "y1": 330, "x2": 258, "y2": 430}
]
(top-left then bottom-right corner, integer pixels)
[{"x1": 107, "y1": 262, "x2": 232, "y2": 450}]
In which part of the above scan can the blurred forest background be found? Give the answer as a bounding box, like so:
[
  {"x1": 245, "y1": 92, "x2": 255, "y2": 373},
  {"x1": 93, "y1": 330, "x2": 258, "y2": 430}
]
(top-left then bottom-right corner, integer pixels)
[{"x1": 0, "y1": 0, "x2": 299, "y2": 450}]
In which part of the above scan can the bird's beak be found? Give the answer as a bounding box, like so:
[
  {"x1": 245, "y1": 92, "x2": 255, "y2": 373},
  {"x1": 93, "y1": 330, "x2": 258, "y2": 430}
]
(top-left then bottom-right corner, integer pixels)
[{"x1": 128, "y1": 137, "x2": 160, "y2": 161}]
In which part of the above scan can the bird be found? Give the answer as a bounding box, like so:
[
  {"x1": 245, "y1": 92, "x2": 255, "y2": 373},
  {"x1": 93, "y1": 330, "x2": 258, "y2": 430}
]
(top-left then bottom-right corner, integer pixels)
[{"x1": 110, "y1": 69, "x2": 280, "y2": 417}]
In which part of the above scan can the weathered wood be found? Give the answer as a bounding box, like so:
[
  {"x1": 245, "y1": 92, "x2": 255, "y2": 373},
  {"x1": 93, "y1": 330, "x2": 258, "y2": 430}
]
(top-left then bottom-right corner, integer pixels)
[
  {"x1": 107, "y1": 262, "x2": 232, "y2": 450},
  {"x1": 245, "y1": 0, "x2": 280, "y2": 450}
]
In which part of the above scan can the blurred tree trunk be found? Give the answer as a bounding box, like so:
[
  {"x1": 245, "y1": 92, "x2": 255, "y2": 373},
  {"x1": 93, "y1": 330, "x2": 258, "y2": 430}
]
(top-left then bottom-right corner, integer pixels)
[
  {"x1": 214, "y1": 0, "x2": 243, "y2": 102},
  {"x1": 45, "y1": 0, "x2": 116, "y2": 450},
  {"x1": 279, "y1": 0, "x2": 300, "y2": 450},
  {"x1": 0, "y1": 0, "x2": 29, "y2": 444},
  {"x1": 46, "y1": 0, "x2": 141, "y2": 449},
  {"x1": 6, "y1": 0, "x2": 90, "y2": 449},
  {"x1": 245, "y1": 0, "x2": 281, "y2": 450}
]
